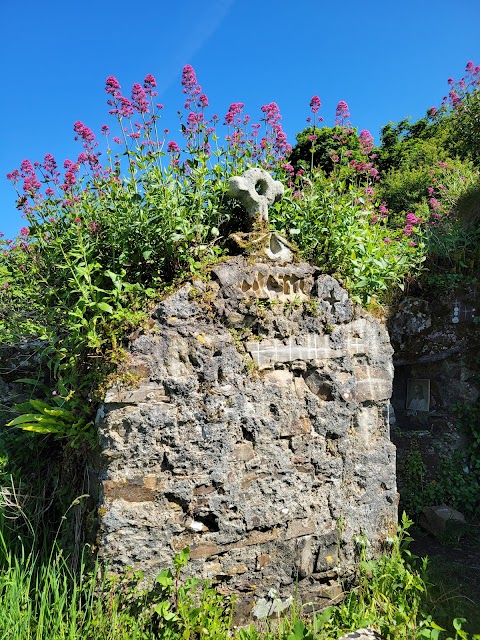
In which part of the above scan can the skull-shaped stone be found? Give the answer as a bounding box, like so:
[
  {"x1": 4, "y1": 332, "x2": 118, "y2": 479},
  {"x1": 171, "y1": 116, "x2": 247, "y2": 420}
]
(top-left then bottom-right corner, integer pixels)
[{"x1": 228, "y1": 168, "x2": 284, "y2": 226}]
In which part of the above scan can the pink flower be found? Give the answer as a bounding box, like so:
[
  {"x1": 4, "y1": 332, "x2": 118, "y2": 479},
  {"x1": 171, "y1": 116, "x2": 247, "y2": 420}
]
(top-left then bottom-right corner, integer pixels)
[
  {"x1": 405, "y1": 212, "x2": 419, "y2": 225},
  {"x1": 131, "y1": 83, "x2": 149, "y2": 113},
  {"x1": 19, "y1": 265, "x2": 26, "y2": 271},
  {"x1": 224, "y1": 102, "x2": 244, "y2": 125},
  {"x1": 449, "y1": 91, "x2": 462, "y2": 107},
  {"x1": 74, "y1": 217, "x2": 81, "y2": 224},
  {"x1": 182, "y1": 64, "x2": 201, "y2": 97},
  {"x1": 167, "y1": 141, "x2": 180, "y2": 153},
  {"x1": 359, "y1": 129, "x2": 374, "y2": 155},
  {"x1": 73, "y1": 121, "x2": 95, "y2": 143},
  {"x1": 335, "y1": 100, "x2": 350, "y2": 125},
  {"x1": 143, "y1": 74, "x2": 158, "y2": 97},
  {"x1": 101, "y1": 124, "x2": 110, "y2": 135},
  {"x1": 309, "y1": 95, "x2": 321, "y2": 113},
  {"x1": 198, "y1": 94, "x2": 209, "y2": 107},
  {"x1": 2, "y1": 283, "x2": 8, "y2": 290},
  {"x1": 383, "y1": 237, "x2": 392, "y2": 244},
  {"x1": 20, "y1": 226, "x2": 29, "y2": 236},
  {"x1": 105, "y1": 76, "x2": 121, "y2": 95}
]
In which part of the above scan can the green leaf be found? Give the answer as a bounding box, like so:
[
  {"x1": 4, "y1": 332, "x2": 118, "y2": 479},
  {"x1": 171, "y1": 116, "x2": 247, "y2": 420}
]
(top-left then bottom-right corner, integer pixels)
[
  {"x1": 7, "y1": 413, "x2": 47, "y2": 426},
  {"x1": 96, "y1": 302, "x2": 114, "y2": 313},
  {"x1": 156, "y1": 569, "x2": 173, "y2": 588},
  {"x1": 15, "y1": 424, "x2": 61, "y2": 434}
]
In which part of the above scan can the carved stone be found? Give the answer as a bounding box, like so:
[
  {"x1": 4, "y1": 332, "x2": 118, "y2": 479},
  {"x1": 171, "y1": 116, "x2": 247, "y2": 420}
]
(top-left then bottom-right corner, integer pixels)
[{"x1": 228, "y1": 167, "x2": 284, "y2": 226}]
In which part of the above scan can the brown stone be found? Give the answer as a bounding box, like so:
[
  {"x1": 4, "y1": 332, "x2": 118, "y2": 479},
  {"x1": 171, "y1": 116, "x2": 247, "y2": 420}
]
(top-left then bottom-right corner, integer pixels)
[
  {"x1": 189, "y1": 542, "x2": 219, "y2": 559},
  {"x1": 280, "y1": 416, "x2": 311, "y2": 437},
  {"x1": 285, "y1": 518, "x2": 316, "y2": 540},
  {"x1": 256, "y1": 554, "x2": 271, "y2": 569},
  {"x1": 103, "y1": 481, "x2": 156, "y2": 502}
]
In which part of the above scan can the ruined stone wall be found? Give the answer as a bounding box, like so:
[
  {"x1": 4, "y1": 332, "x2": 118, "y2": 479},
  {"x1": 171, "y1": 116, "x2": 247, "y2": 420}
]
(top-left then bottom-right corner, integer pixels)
[{"x1": 96, "y1": 257, "x2": 397, "y2": 618}]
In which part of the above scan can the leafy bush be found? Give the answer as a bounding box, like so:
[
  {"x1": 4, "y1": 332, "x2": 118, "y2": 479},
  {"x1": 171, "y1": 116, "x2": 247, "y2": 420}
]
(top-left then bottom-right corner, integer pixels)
[{"x1": 1, "y1": 69, "x2": 427, "y2": 449}]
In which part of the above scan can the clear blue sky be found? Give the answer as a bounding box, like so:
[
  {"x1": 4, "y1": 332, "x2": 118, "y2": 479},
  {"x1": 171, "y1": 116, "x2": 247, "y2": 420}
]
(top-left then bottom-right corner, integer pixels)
[{"x1": 1, "y1": 0, "x2": 480, "y2": 239}]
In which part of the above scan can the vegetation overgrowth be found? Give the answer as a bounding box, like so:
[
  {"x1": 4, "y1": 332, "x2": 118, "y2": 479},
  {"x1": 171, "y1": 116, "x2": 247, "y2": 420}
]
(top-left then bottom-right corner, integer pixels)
[
  {"x1": 1, "y1": 61, "x2": 480, "y2": 636},
  {"x1": 0, "y1": 512, "x2": 478, "y2": 639}
]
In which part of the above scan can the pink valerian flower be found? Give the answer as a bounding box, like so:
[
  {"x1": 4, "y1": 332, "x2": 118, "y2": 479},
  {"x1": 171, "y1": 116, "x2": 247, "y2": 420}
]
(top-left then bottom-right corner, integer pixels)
[
  {"x1": 43, "y1": 153, "x2": 60, "y2": 183},
  {"x1": 429, "y1": 197, "x2": 440, "y2": 210},
  {"x1": 74, "y1": 217, "x2": 81, "y2": 224},
  {"x1": 101, "y1": 124, "x2": 110, "y2": 135},
  {"x1": 383, "y1": 237, "x2": 392, "y2": 244},
  {"x1": 46, "y1": 188, "x2": 55, "y2": 196},
  {"x1": 105, "y1": 76, "x2": 121, "y2": 95},
  {"x1": 143, "y1": 74, "x2": 158, "y2": 97},
  {"x1": 2, "y1": 283, "x2": 8, "y2": 290},
  {"x1": 73, "y1": 121, "x2": 95, "y2": 143},
  {"x1": 335, "y1": 100, "x2": 350, "y2": 126},
  {"x1": 20, "y1": 227, "x2": 29, "y2": 236},
  {"x1": 449, "y1": 91, "x2": 462, "y2": 107},
  {"x1": 310, "y1": 95, "x2": 321, "y2": 113},
  {"x1": 466, "y1": 61, "x2": 475, "y2": 74},
  {"x1": 224, "y1": 102, "x2": 245, "y2": 125},
  {"x1": 261, "y1": 102, "x2": 282, "y2": 127},
  {"x1": 18, "y1": 265, "x2": 26, "y2": 271},
  {"x1": 181, "y1": 64, "x2": 201, "y2": 101},
  {"x1": 6, "y1": 169, "x2": 20, "y2": 184},
  {"x1": 19, "y1": 241, "x2": 28, "y2": 251},
  {"x1": 198, "y1": 94, "x2": 209, "y2": 108},
  {"x1": 88, "y1": 221, "x2": 100, "y2": 233},
  {"x1": 131, "y1": 83, "x2": 149, "y2": 114},
  {"x1": 405, "y1": 212, "x2": 420, "y2": 225},
  {"x1": 359, "y1": 129, "x2": 374, "y2": 155},
  {"x1": 167, "y1": 141, "x2": 180, "y2": 153},
  {"x1": 113, "y1": 137, "x2": 122, "y2": 144}
]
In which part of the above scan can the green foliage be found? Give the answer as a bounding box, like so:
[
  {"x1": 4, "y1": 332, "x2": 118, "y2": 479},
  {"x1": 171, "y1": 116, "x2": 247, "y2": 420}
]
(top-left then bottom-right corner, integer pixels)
[
  {"x1": 0, "y1": 512, "x2": 479, "y2": 638},
  {"x1": 400, "y1": 444, "x2": 480, "y2": 520},
  {"x1": 270, "y1": 172, "x2": 425, "y2": 303},
  {"x1": 289, "y1": 126, "x2": 362, "y2": 176}
]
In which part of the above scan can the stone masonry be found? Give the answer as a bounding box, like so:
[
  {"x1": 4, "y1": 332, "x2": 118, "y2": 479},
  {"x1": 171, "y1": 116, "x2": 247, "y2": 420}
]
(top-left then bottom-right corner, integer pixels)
[{"x1": 96, "y1": 256, "x2": 397, "y2": 619}]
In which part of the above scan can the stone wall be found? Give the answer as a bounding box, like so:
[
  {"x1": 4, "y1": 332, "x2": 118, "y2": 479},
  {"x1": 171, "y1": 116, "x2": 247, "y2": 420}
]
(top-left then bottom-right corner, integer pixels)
[
  {"x1": 389, "y1": 290, "x2": 480, "y2": 500},
  {"x1": 96, "y1": 257, "x2": 397, "y2": 618}
]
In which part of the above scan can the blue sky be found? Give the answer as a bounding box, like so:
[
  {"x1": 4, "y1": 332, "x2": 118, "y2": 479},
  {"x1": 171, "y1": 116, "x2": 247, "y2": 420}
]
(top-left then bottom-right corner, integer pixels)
[{"x1": 1, "y1": 0, "x2": 480, "y2": 239}]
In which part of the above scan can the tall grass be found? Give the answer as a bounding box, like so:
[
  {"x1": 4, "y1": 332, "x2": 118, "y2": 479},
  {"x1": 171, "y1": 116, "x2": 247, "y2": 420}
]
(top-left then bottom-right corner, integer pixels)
[{"x1": 0, "y1": 509, "x2": 478, "y2": 639}]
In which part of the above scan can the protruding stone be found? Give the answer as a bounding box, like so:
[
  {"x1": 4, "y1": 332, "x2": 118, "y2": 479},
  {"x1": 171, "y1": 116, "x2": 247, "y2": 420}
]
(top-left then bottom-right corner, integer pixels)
[{"x1": 228, "y1": 168, "x2": 284, "y2": 226}]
